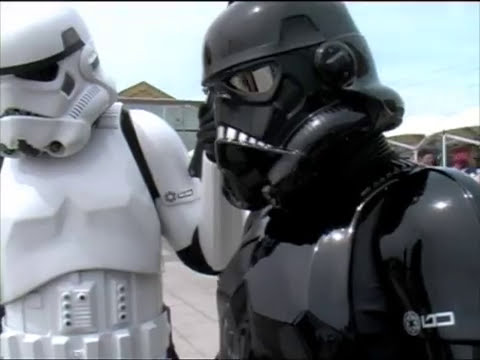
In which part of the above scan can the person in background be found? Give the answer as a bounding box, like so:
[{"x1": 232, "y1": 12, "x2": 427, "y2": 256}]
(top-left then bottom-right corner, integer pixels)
[
  {"x1": 417, "y1": 147, "x2": 437, "y2": 166},
  {"x1": 475, "y1": 173, "x2": 480, "y2": 184},
  {"x1": 451, "y1": 147, "x2": 480, "y2": 181},
  {"x1": 475, "y1": 153, "x2": 480, "y2": 183}
]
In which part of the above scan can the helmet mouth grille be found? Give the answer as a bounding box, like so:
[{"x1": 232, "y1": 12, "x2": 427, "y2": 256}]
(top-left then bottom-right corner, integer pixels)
[{"x1": 68, "y1": 85, "x2": 101, "y2": 119}]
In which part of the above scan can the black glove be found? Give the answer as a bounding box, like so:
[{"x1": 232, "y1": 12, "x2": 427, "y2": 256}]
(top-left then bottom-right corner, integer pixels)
[{"x1": 188, "y1": 93, "x2": 216, "y2": 178}]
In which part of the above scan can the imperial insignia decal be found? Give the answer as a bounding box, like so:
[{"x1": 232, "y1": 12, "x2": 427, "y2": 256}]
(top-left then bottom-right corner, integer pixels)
[
  {"x1": 163, "y1": 189, "x2": 194, "y2": 204},
  {"x1": 403, "y1": 310, "x2": 455, "y2": 336}
]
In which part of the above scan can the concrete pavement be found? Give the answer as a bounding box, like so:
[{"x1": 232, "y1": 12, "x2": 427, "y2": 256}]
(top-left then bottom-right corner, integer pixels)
[{"x1": 162, "y1": 244, "x2": 220, "y2": 359}]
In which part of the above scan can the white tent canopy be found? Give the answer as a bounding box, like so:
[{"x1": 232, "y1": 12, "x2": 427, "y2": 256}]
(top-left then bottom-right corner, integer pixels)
[
  {"x1": 429, "y1": 106, "x2": 480, "y2": 139},
  {"x1": 385, "y1": 106, "x2": 479, "y2": 164},
  {"x1": 386, "y1": 114, "x2": 449, "y2": 139}
]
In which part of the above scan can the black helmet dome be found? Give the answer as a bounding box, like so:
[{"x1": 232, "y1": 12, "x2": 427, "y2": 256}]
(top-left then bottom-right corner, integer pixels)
[{"x1": 202, "y1": 1, "x2": 403, "y2": 132}]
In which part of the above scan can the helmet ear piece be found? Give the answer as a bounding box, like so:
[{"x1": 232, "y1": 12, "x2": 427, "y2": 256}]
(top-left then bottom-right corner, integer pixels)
[
  {"x1": 78, "y1": 43, "x2": 100, "y2": 81},
  {"x1": 313, "y1": 41, "x2": 357, "y2": 89},
  {"x1": 77, "y1": 42, "x2": 116, "y2": 97}
]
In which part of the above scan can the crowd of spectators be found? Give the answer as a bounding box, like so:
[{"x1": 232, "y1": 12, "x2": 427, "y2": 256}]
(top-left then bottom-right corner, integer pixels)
[{"x1": 415, "y1": 146, "x2": 480, "y2": 184}]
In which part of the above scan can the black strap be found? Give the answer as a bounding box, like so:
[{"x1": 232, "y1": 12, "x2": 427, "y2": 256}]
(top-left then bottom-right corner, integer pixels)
[
  {"x1": 120, "y1": 107, "x2": 160, "y2": 201},
  {"x1": 0, "y1": 304, "x2": 4, "y2": 334},
  {"x1": 120, "y1": 108, "x2": 220, "y2": 275},
  {"x1": 188, "y1": 141, "x2": 204, "y2": 178},
  {"x1": 176, "y1": 228, "x2": 219, "y2": 275}
]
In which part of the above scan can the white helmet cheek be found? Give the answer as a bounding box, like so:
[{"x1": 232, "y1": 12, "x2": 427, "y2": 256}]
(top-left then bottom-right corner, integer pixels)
[
  {"x1": 79, "y1": 43, "x2": 98, "y2": 81},
  {"x1": 68, "y1": 84, "x2": 113, "y2": 125}
]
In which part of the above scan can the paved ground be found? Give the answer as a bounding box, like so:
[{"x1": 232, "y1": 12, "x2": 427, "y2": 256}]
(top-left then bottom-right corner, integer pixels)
[{"x1": 162, "y1": 243, "x2": 220, "y2": 359}]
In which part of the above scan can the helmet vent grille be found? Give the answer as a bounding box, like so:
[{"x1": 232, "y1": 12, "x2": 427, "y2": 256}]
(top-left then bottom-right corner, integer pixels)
[{"x1": 69, "y1": 86, "x2": 101, "y2": 119}]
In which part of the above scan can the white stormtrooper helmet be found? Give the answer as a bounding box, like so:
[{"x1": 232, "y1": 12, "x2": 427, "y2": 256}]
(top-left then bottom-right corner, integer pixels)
[{"x1": 0, "y1": 4, "x2": 117, "y2": 158}]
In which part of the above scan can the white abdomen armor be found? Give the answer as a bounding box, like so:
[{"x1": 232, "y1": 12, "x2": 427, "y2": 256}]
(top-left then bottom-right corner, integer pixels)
[{"x1": 1, "y1": 104, "x2": 169, "y2": 359}]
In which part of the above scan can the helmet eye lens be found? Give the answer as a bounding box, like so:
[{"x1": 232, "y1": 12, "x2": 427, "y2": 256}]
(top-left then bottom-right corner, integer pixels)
[
  {"x1": 228, "y1": 64, "x2": 277, "y2": 94},
  {"x1": 15, "y1": 63, "x2": 59, "y2": 82}
]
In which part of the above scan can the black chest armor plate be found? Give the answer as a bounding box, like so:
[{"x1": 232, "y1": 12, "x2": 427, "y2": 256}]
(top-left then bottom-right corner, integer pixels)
[{"x1": 216, "y1": 168, "x2": 480, "y2": 360}]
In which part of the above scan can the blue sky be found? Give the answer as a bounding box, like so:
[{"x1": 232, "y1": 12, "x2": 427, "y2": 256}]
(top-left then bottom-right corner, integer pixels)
[
  {"x1": 347, "y1": 2, "x2": 479, "y2": 118},
  {"x1": 2, "y1": 1, "x2": 479, "y2": 119}
]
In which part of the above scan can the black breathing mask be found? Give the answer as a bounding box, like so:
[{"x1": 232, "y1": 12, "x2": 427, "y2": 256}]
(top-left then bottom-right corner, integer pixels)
[{"x1": 206, "y1": 43, "x2": 394, "y2": 210}]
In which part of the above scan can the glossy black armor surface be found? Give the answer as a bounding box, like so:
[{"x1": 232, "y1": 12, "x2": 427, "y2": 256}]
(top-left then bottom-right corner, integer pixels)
[
  {"x1": 217, "y1": 168, "x2": 480, "y2": 360},
  {"x1": 201, "y1": 2, "x2": 404, "y2": 211},
  {"x1": 201, "y1": 2, "x2": 480, "y2": 359}
]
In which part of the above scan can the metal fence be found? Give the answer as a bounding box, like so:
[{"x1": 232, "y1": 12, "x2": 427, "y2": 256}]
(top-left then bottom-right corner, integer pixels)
[{"x1": 388, "y1": 132, "x2": 480, "y2": 166}]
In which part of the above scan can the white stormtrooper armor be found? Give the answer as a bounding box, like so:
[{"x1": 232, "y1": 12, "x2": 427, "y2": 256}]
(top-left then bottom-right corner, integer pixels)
[{"x1": 0, "y1": 4, "x2": 245, "y2": 359}]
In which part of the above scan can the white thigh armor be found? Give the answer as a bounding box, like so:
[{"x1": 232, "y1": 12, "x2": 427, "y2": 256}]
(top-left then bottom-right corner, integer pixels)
[{"x1": 1, "y1": 104, "x2": 169, "y2": 359}]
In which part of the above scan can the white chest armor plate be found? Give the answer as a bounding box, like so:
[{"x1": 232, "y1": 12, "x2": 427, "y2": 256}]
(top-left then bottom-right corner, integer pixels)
[{"x1": 1, "y1": 104, "x2": 162, "y2": 303}]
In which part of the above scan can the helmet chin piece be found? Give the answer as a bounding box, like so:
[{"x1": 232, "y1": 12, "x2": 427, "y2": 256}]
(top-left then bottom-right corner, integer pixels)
[
  {"x1": 215, "y1": 139, "x2": 289, "y2": 210},
  {"x1": 0, "y1": 114, "x2": 92, "y2": 158},
  {"x1": 221, "y1": 168, "x2": 270, "y2": 211},
  {"x1": 0, "y1": 83, "x2": 113, "y2": 158}
]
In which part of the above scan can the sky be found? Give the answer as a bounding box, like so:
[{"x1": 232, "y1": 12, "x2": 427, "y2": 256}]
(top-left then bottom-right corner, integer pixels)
[{"x1": 1, "y1": 1, "x2": 479, "y2": 122}]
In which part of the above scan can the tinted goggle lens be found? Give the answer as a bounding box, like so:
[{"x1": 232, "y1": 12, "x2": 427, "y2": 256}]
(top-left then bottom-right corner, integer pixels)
[{"x1": 227, "y1": 64, "x2": 277, "y2": 94}]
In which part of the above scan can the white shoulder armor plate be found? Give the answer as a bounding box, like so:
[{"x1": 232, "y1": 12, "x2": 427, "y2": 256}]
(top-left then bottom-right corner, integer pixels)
[{"x1": 1, "y1": 103, "x2": 161, "y2": 303}]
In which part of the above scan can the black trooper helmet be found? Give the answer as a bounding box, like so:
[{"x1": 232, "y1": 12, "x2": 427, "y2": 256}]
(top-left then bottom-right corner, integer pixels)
[{"x1": 202, "y1": 1, "x2": 404, "y2": 210}]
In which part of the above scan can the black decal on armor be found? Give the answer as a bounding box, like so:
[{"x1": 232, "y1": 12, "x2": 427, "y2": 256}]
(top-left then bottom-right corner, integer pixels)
[{"x1": 178, "y1": 189, "x2": 193, "y2": 199}]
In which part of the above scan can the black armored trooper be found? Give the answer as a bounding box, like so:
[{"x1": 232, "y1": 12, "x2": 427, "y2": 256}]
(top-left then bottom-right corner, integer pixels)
[{"x1": 197, "y1": 2, "x2": 480, "y2": 360}]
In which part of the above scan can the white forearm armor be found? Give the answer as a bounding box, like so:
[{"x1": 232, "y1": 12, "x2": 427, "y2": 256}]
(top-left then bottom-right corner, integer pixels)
[{"x1": 130, "y1": 108, "x2": 247, "y2": 272}]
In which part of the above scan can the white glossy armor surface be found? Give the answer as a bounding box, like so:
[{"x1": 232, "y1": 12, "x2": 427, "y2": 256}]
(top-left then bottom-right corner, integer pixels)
[
  {"x1": 198, "y1": 154, "x2": 248, "y2": 271},
  {"x1": 130, "y1": 109, "x2": 246, "y2": 271},
  {"x1": 1, "y1": 4, "x2": 90, "y2": 69},
  {"x1": 1, "y1": 100, "x2": 248, "y2": 358},
  {"x1": 1, "y1": 104, "x2": 162, "y2": 303},
  {"x1": 0, "y1": 104, "x2": 169, "y2": 359}
]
